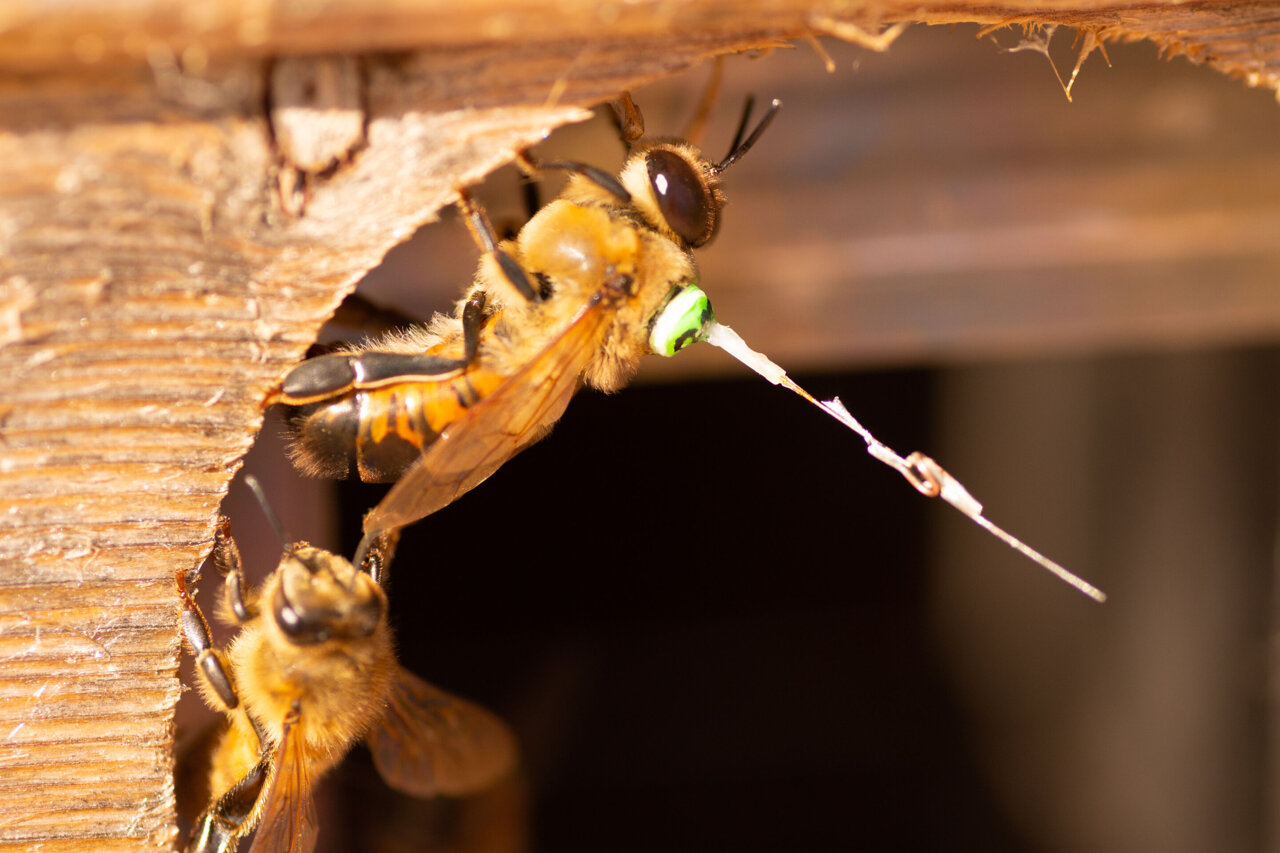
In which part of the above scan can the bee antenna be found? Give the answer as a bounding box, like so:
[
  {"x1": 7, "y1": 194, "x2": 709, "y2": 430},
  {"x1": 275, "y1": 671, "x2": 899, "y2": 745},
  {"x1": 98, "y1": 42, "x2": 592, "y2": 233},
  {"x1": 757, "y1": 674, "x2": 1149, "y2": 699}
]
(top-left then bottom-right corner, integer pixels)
[
  {"x1": 713, "y1": 97, "x2": 781, "y2": 174},
  {"x1": 723, "y1": 95, "x2": 756, "y2": 159},
  {"x1": 242, "y1": 474, "x2": 292, "y2": 553}
]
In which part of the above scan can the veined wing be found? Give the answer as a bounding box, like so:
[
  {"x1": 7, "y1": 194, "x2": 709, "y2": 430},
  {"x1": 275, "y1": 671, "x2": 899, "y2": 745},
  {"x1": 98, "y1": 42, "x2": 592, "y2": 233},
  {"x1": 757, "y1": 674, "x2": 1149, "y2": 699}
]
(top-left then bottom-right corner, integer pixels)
[
  {"x1": 248, "y1": 708, "x2": 318, "y2": 853},
  {"x1": 366, "y1": 667, "x2": 518, "y2": 798},
  {"x1": 363, "y1": 293, "x2": 615, "y2": 534}
]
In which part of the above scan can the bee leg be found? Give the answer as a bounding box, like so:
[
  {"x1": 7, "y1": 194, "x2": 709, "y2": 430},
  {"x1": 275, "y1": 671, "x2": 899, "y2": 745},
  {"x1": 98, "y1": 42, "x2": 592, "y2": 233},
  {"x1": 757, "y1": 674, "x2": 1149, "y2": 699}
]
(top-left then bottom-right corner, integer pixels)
[
  {"x1": 492, "y1": 178, "x2": 539, "y2": 240},
  {"x1": 514, "y1": 150, "x2": 631, "y2": 203},
  {"x1": 176, "y1": 518, "x2": 240, "y2": 713},
  {"x1": 682, "y1": 57, "x2": 725, "y2": 147},
  {"x1": 461, "y1": 290, "x2": 485, "y2": 365},
  {"x1": 353, "y1": 526, "x2": 402, "y2": 587},
  {"x1": 178, "y1": 520, "x2": 271, "y2": 743},
  {"x1": 274, "y1": 347, "x2": 474, "y2": 406},
  {"x1": 186, "y1": 754, "x2": 271, "y2": 853},
  {"x1": 609, "y1": 91, "x2": 645, "y2": 146},
  {"x1": 457, "y1": 189, "x2": 539, "y2": 302},
  {"x1": 211, "y1": 517, "x2": 256, "y2": 625},
  {"x1": 519, "y1": 172, "x2": 542, "y2": 223},
  {"x1": 209, "y1": 520, "x2": 277, "y2": 745}
]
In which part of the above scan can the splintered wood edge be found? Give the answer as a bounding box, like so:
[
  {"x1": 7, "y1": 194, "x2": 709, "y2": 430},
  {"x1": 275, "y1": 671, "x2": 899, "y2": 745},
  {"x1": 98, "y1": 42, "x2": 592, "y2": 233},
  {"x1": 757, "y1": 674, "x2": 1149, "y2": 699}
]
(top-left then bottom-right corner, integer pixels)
[
  {"x1": 0, "y1": 1, "x2": 1276, "y2": 846},
  {"x1": 3, "y1": 0, "x2": 1280, "y2": 95}
]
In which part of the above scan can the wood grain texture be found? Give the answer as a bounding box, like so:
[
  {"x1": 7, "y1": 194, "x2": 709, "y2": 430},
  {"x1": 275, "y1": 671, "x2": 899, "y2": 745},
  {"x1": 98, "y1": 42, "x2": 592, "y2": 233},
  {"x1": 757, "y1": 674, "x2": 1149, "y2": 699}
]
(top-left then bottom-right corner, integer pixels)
[
  {"x1": 5, "y1": 0, "x2": 1280, "y2": 95},
  {"x1": 0, "y1": 36, "x2": 762, "y2": 850},
  {"x1": 3, "y1": 1, "x2": 1280, "y2": 849}
]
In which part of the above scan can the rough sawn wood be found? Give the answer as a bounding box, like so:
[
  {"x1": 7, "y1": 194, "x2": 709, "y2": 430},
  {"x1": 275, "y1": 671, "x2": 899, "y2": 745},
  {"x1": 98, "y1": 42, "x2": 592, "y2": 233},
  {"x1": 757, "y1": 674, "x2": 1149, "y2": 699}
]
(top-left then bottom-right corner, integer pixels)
[{"x1": 2, "y1": 1, "x2": 1280, "y2": 849}]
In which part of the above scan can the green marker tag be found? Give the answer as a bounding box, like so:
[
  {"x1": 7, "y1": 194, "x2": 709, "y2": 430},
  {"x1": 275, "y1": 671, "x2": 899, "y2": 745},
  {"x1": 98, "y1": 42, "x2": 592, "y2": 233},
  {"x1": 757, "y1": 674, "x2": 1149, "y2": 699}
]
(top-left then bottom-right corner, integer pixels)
[{"x1": 649, "y1": 285, "x2": 715, "y2": 357}]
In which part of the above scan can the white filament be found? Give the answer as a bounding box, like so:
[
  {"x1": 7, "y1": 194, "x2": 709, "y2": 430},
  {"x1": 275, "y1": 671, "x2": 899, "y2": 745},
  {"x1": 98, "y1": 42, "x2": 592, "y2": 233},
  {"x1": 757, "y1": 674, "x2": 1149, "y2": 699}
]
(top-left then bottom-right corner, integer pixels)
[
  {"x1": 703, "y1": 322, "x2": 1106, "y2": 603},
  {"x1": 702, "y1": 322, "x2": 787, "y2": 385}
]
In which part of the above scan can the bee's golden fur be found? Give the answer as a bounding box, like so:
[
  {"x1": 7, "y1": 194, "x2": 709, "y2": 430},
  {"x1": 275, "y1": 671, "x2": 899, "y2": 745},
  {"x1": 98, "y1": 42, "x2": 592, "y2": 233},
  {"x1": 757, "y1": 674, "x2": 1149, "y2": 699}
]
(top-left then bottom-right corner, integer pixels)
[
  {"x1": 201, "y1": 545, "x2": 396, "y2": 807},
  {"x1": 342, "y1": 138, "x2": 722, "y2": 396},
  {"x1": 181, "y1": 526, "x2": 517, "y2": 852},
  {"x1": 275, "y1": 101, "x2": 768, "y2": 512}
]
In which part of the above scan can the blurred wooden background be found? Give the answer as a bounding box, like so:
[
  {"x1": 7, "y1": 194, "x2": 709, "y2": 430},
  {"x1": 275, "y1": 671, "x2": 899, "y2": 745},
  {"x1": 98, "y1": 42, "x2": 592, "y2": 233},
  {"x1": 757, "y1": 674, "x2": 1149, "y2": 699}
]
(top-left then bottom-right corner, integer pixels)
[
  {"x1": 333, "y1": 31, "x2": 1280, "y2": 853},
  {"x1": 3, "y1": 1, "x2": 1280, "y2": 851}
]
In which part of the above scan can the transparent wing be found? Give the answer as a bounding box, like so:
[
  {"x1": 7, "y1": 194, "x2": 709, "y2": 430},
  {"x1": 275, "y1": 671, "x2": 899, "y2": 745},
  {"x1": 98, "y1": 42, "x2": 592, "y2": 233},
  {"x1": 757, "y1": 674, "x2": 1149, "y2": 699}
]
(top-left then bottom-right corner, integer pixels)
[
  {"x1": 249, "y1": 709, "x2": 318, "y2": 853},
  {"x1": 364, "y1": 295, "x2": 614, "y2": 534},
  {"x1": 366, "y1": 667, "x2": 519, "y2": 798}
]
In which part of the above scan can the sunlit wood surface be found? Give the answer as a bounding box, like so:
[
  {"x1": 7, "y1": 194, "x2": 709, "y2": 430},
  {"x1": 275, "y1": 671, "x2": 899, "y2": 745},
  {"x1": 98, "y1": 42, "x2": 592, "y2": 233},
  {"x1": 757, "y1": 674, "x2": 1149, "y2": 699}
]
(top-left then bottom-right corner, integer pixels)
[{"x1": 3, "y1": 2, "x2": 1280, "y2": 850}]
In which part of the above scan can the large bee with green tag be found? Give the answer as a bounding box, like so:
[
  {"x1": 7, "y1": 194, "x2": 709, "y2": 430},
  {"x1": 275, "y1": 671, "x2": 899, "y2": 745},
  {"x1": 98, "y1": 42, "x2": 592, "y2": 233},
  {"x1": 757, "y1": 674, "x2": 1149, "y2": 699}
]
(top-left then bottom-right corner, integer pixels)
[{"x1": 273, "y1": 94, "x2": 780, "y2": 535}]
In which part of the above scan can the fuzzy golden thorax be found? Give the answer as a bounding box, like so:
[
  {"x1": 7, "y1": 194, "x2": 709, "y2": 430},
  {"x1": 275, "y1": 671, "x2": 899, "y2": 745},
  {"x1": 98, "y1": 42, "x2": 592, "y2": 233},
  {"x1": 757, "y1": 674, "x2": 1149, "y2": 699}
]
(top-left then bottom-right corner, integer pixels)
[{"x1": 495, "y1": 186, "x2": 701, "y2": 392}]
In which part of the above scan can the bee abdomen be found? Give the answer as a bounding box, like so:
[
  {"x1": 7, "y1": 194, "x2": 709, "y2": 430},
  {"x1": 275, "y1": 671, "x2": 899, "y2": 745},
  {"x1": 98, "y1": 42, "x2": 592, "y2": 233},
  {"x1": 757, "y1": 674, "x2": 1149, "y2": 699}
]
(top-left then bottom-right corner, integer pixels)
[
  {"x1": 283, "y1": 367, "x2": 507, "y2": 483},
  {"x1": 280, "y1": 351, "x2": 475, "y2": 481},
  {"x1": 283, "y1": 388, "x2": 435, "y2": 483},
  {"x1": 354, "y1": 385, "x2": 437, "y2": 482},
  {"x1": 284, "y1": 395, "x2": 362, "y2": 479}
]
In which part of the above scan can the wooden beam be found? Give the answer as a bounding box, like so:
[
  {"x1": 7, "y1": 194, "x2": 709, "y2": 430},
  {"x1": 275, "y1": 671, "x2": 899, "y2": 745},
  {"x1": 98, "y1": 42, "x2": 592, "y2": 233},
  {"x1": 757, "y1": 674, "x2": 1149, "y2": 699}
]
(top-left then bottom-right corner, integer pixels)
[{"x1": 3, "y1": 1, "x2": 1280, "y2": 849}]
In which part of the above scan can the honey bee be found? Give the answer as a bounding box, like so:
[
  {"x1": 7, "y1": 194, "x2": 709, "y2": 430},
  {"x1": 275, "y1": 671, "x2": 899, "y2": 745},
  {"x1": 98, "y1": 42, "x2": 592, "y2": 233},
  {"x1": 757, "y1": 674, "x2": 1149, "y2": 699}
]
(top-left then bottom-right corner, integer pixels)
[
  {"x1": 271, "y1": 94, "x2": 780, "y2": 535},
  {"x1": 177, "y1": 508, "x2": 517, "y2": 853}
]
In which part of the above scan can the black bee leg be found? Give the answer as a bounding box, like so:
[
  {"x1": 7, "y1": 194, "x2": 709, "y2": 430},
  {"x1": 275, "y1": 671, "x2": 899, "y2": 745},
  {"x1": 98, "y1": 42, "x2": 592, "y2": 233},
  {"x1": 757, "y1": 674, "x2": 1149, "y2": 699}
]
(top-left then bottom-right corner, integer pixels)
[
  {"x1": 457, "y1": 189, "x2": 539, "y2": 302},
  {"x1": 276, "y1": 346, "x2": 476, "y2": 408},
  {"x1": 176, "y1": 518, "x2": 240, "y2": 714},
  {"x1": 177, "y1": 518, "x2": 270, "y2": 746},
  {"x1": 179, "y1": 514, "x2": 275, "y2": 853},
  {"x1": 514, "y1": 150, "x2": 631, "y2": 203},
  {"x1": 185, "y1": 754, "x2": 270, "y2": 853},
  {"x1": 520, "y1": 173, "x2": 542, "y2": 222},
  {"x1": 461, "y1": 291, "x2": 485, "y2": 365},
  {"x1": 492, "y1": 176, "x2": 539, "y2": 240}
]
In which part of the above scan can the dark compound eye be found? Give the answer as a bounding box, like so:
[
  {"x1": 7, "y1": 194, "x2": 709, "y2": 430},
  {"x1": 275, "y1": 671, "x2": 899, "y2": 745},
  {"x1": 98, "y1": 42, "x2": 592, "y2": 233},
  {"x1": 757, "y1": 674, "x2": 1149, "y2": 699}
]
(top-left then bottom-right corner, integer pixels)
[
  {"x1": 273, "y1": 557, "x2": 384, "y2": 645},
  {"x1": 646, "y1": 148, "x2": 716, "y2": 248},
  {"x1": 274, "y1": 585, "x2": 333, "y2": 645}
]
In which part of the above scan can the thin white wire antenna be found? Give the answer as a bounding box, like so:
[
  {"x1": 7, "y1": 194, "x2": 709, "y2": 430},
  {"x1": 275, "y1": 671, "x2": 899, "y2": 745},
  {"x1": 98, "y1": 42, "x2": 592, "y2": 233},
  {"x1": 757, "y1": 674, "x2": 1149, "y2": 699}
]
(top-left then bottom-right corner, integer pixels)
[{"x1": 703, "y1": 322, "x2": 1106, "y2": 603}]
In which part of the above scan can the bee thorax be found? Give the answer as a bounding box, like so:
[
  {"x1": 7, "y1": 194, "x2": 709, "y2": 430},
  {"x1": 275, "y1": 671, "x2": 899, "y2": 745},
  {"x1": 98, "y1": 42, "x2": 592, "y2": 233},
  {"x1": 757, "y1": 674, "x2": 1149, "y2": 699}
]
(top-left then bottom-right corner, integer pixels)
[{"x1": 519, "y1": 201, "x2": 639, "y2": 294}]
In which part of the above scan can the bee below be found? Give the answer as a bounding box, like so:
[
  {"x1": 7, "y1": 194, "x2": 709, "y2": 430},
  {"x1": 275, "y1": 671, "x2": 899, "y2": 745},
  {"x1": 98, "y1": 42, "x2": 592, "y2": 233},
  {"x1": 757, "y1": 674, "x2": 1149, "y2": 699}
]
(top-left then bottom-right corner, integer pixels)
[
  {"x1": 271, "y1": 94, "x2": 781, "y2": 535},
  {"x1": 176, "y1": 516, "x2": 516, "y2": 853}
]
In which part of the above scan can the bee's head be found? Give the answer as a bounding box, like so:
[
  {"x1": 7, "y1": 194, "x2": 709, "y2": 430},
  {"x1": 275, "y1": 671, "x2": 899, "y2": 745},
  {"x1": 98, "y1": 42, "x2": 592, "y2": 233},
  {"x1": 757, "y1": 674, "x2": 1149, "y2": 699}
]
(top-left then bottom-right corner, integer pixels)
[
  {"x1": 233, "y1": 474, "x2": 387, "y2": 646},
  {"x1": 272, "y1": 545, "x2": 386, "y2": 646},
  {"x1": 623, "y1": 141, "x2": 724, "y2": 249},
  {"x1": 620, "y1": 97, "x2": 781, "y2": 250}
]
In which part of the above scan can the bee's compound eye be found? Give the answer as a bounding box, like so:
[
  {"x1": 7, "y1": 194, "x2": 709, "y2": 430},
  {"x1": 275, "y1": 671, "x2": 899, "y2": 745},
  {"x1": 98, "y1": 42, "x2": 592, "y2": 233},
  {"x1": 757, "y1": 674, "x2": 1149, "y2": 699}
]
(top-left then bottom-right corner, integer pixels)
[
  {"x1": 646, "y1": 149, "x2": 715, "y2": 247},
  {"x1": 650, "y1": 284, "x2": 714, "y2": 357},
  {"x1": 274, "y1": 590, "x2": 331, "y2": 645}
]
